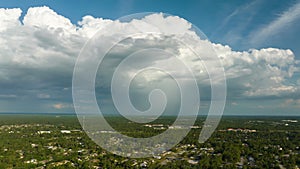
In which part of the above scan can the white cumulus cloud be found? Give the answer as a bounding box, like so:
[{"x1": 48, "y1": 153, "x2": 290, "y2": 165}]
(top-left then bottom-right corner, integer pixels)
[{"x1": 0, "y1": 6, "x2": 299, "y2": 113}]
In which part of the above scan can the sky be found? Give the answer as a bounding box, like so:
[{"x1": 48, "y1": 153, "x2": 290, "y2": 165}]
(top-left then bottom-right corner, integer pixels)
[{"x1": 0, "y1": 0, "x2": 300, "y2": 116}]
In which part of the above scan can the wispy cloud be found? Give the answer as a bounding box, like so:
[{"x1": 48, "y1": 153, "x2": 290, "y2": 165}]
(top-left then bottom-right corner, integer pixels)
[
  {"x1": 212, "y1": 0, "x2": 260, "y2": 38},
  {"x1": 0, "y1": 94, "x2": 17, "y2": 99},
  {"x1": 249, "y1": 1, "x2": 300, "y2": 45},
  {"x1": 211, "y1": 0, "x2": 265, "y2": 48},
  {"x1": 37, "y1": 93, "x2": 51, "y2": 99},
  {"x1": 281, "y1": 98, "x2": 300, "y2": 108},
  {"x1": 231, "y1": 102, "x2": 238, "y2": 106}
]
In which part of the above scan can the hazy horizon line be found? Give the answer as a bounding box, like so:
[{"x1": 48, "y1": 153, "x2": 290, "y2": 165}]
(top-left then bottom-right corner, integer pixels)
[{"x1": 0, "y1": 112, "x2": 299, "y2": 117}]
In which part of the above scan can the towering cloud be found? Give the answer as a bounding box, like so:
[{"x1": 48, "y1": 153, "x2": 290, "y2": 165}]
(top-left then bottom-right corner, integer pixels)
[{"x1": 0, "y1": 6, "x2": 299, "y2": 113}]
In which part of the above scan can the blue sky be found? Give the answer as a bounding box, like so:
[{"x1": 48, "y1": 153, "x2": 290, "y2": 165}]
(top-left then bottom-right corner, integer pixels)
[{"x1": 0, "y1": 0, "x2": 299, "y2": 115}]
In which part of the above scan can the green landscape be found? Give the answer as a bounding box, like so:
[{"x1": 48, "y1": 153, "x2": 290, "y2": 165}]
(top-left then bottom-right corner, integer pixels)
[
  {"x1": 1, "y1": 0, "x2": 300, "y2": 169},
  {"x1": 0, "y1": 114, "x2": 299, "y2": 168}
]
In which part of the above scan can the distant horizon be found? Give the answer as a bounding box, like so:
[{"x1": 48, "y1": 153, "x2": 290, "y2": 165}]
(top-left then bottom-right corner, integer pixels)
[{"x1": 0, "y1": 111, "x2": 299, "y2": 117}]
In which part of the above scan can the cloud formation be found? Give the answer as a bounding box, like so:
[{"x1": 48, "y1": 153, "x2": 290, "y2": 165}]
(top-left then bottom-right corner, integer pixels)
[
  {"x1": 249, "y1": 1, "x2": 300, "y2": 45},
  {"x1": 0, "y1": 6, "x2": 299, "y2": 113}
]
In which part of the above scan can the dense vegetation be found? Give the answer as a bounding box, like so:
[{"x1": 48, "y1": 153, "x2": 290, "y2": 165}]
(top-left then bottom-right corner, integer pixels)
[{"x1": 0, "y1": 114, "x2": 299, "y2": 168}]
